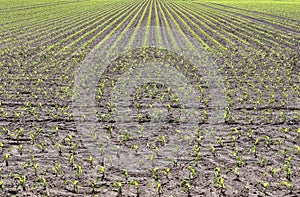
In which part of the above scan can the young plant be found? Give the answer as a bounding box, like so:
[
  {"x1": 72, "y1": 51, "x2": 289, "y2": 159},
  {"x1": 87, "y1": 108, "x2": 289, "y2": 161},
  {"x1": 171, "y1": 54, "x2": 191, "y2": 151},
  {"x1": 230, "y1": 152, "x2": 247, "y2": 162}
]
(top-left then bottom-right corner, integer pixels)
[
  {"x1": 162, "y1": 168, "x2": 170, "y2": 180},
  {"x1": 264, "y1": 135, "x2": 271, "y2": 147},
  {"x1": 188, "y1": 166, "x2": 196, "y2": 180},
  {"x1": 113, "y1": 180, "x2": 122, "y2": 196},
  {"x1": 4, "y1": 153, "x2": 9, "y2": 166},
  {"x1": 0, "y1": 142, "x2": 3, "y2": 153},
  {"x1": 54, "y1": 142, "x2": 63, "y2": 155},
  {"x1": 155, "y1": 180, "x2": 163, "y2": 196},
  {"x1": 36, "y1": 142, "x2": 46, "y2": 152},
  {"x1": 54, "y1": 162, "x2": 63, "y2": 177},
  {"x1": 214, "y1": 177, "x2": 226, "y2": 194},
  {"x1": 14, "y1": 174, "x2": 27, "y2": 191},
  {"x1": 32, "y1": 176, "x2": 47, "y2": 190},
  {"x1": 130, "y1": 180, "x2": 141, "y2": 197},
  {"x1": 17, "y1": 145, "x2": 23, "y2": 155},
  {"x1": 33, "y1": 163, "x2": 39, "y2": 176},
  {"x1": 285, "y1": 167, "x2": 292, "y2": 181},
  {"x1": 90, "y1": 178, "x2": 99, "y2": 193},
  {"x1": 98, "y1": 165, "x2": 105, "y2": 181},
  {"x1": 210, "y1": 144, "x2": 216, "y2": 156},
  {"x1": 250, "y1": 138, "x2": 259, "y2": 157},
  {"x1": 269, "y1": 167, "x2": 280, "y2": 177},
  {"x1": 131, "y1": 145, "x2": 139, "y2": 153},
  {"x1": 180, "y1": 180, "x2": 191, "y2": 196},
  {"x1": 69, "y1": 153, "x2": 74, "y2": 166},
  {"x1": 260, "y1": 156, "x2": 265, "y2": 167},
  {"x1": 173, "y1": 159, "x2": 178, "y2": 167},
  {"x1": 259, "y1": 180, "x2": 269, "y2": 194},
  {"x1": 0, "y1": 179, "x2": 3, "y2": 190},
  {"x1": 122, "y1": 170, "x2": 129, "y2": 181},
  {"x1": 64, "y1": 179, "x2": 79, "y2": 193},
  {"x1": 233, "y1": 167, "x2": 239, "y2": 179},
  {"x1": 217, "y1": 137, "x2": 223, "y2": 147},
  {"x1": 152, "y1": 168, "x2": 159, "y2": 180},
  {"x1": 281, "y1": 181, "x2": 293, "y2": 193},
  {"x1": 74, "y1": 164, "x2": 83, "y2": 178},
  {"x1": 89, "y1": 155, "x2": 94, "y2": 166}
]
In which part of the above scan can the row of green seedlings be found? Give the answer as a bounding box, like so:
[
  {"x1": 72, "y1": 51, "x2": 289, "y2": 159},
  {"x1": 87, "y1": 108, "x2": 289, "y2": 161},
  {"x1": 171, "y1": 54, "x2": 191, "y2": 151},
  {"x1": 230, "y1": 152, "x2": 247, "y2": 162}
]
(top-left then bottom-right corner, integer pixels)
[
  {"x1": 0, "y1": 125, "x2": 84, "y2": 194},
  {"x1": 182, "y1": 3, "x2": 286, "y2": 49},
  {"x1": 203, "y1": 4, "x2": 296, "y2": 48},
  {"x1": 169, "y1": 1, "x2": 235, "y2": 46},
  {"x1": 217, "y1": 48, "x2": 299, "y2": 122},
  {"x1": 163, "y1": 0, "x2": 226, "y2": 50},
  {"x1": 81, "y1": 0, "x2": 147, "y2": 49},
  {"x1": 2, "y1": 0, "x2": 142, "y2": 67},
  {"x1": 1, "y1": 124, "x2": 299, "y2": 194},
  {"x1": 1, "y1": 2, "x2": 107, "y2": 46},
  {"x1": 126, "y1": 0, "x2": 151, "y2": 48},
  {"x1": 0, "y1": 100, "x2": 73, "y2": 122},
  {"x1": 26, "y1": 0, "x2": 141, "y2": 62},
  {"x1": 207, "y1": 2, "x2": 300, "y2": 32}
]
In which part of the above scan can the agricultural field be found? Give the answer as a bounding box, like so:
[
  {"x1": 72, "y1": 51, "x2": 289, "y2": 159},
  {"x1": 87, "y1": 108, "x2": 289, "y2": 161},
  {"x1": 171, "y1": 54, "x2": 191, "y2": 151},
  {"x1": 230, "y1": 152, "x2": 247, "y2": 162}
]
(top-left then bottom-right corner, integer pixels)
[{"x1": 0, "y1": 0, "x2": 299, "y2": 196}]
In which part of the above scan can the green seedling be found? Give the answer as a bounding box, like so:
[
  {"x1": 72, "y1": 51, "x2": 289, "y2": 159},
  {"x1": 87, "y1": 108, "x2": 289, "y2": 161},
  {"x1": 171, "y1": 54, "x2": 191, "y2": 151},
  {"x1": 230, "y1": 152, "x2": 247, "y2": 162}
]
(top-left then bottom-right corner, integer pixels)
[
  {"x1": 295, "y1": 145, "x2": 300, "y2": 154},
  {"x1": 89, "y1": 155, "x2": 94, "y2": 166},
  {"x1": 131, "y1": 145, "x2": 139, "y2": 153},
  {"x1": 281, "y1": 181, "x2": 293, "y2": 193},
  {"x1": 30, "y1": 133, "x2": 35, "y2": 144},
  {"x1": 262, "y1": 181, "x2": 269, "y2": 194},
  {"x1": 256, "y1": 180, "x2": 269, "y2": 194},
  {"x1": 14, "y1": 174, "x2": 27, "y2": 191},
  {"x1": 113, "y1": 180, "x2": 122, "y2": 196},
  {"x1": 90, "y1": 178, "x2": 99, "y2": 193},
  {"x1": 69, "y1": 154, "x2": 74, "y2": 166},
  {"x1": 130, "y1": 180, "x2": 141, "y2": 197},
  {"x1": 65, "y1": 180, "x2": 79, "y2": 193},
  {"x1": 0, "y1": 142, "x2": 3, "y2": 153},
  {"x1": 98, "y1": 166, "x2": 105, "y2": 181},
  {"x1": 54, "y1": 162, "x2": 63, "y2": 177},
  {"x1": 17, "y1": 145, "x2": 23, "y2": 155},
  {"x1": 260, "y1": 156, "x2": 265, "y2": 167},
  {"x1": 156, "y1": 180, "x2": 163, "y2": 196},
  {"x1": 36, "y1": 142, "x2": 46, "y2": 152},
  {"x1": 33, "y1": 163, "x2": 39, "y2": 176},
  {"x1": 188, "y1": 166, "x2": 196, "y2": 179},
  {"x1": 194, "y1": 151, "x2": 201, "y2": 166},
  {"x1": 166, "y1": 103, "x2": 171, "y2": 112},
  {"x1": 74, "y1": 164, "x2": 82, "y2": 177},
  {"x1": 32, "y1": 176, "x2": 47, "y2": 190},
  {"x1": 286, "y1": 167, "x2": 292, "y2": 181},
  {"x1": 270, "y1": 167, "x2": 280, "y2": 177},
  {"x1": 233, "y1": 167, "x2": 239, "y2": 178},
  {"x1": 180, "y1": 180, "x2": 191, "y2": 196},
  {"x1": 264, "y1": 135, "x2": 271, "y2": 147},
  {"x1": 214, "y1": 165, "x2": 221, "y2": 177},
  {"x1": 160, "y1": 135, "x2": 166, "y2": 145},
  {"x1": 153, "y1": 168, "x2": 159, "y2": 180},
  {"x1": 215, "y1": 176, "x2": 226, "y2": 193},
  {"x1": 217, "y1": 137, "x2": 223, "y2": 147},
  {"x1": 162, "y1": 168, "x2": 170, "y2": 180},
  {"x1": 4, "y1": 153, "x2": 9, "y2": 166},
  {"x1": 123, "y1": 170, "x2": 129, "y2": 180},
  {"x1": 173, "y1": 159, "x2": 178, "y2": 167},
  {"x1": 210, "y1": 144, "x2": 216, "y2": 156},
  {"x1": 0, "y1": 179, "x2": 3, "y2": 190}
]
